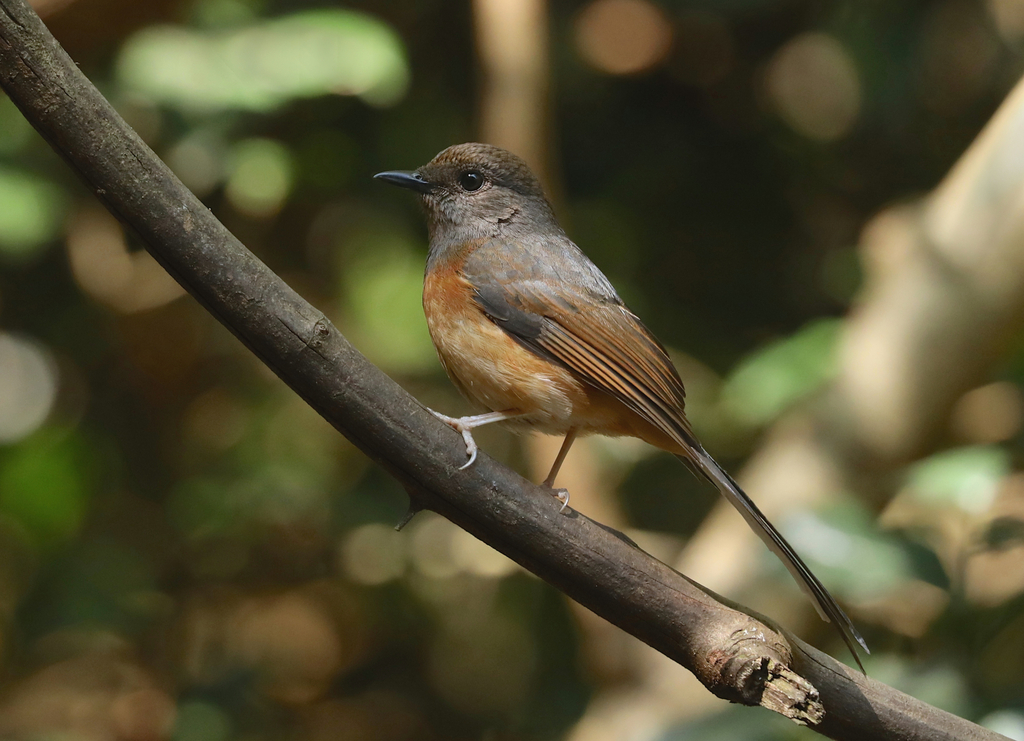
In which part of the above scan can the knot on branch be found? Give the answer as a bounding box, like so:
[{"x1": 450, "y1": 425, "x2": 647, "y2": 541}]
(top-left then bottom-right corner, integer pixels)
[
  {"x1": 703, "y1": 623, "x2": 823, "y2": 725},
  {"x1": 275, "y1": 309, "x2": 334, "y2": 359},
  {"x1": 309, "y1": 317, "x2": 331, "y2": 351}
]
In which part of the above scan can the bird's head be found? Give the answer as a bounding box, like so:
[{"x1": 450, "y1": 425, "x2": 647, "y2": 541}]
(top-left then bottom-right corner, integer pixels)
[{"x1": 375, "y1": 143, "x2": 559, "y2": 245}]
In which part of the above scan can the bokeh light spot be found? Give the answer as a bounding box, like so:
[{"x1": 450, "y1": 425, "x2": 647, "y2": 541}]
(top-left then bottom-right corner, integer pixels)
[
  {"x1": 67, "y1": 206, "x2": 186, "y2": 313},
  {"x1": 341, "y1": 523, "x2": 407, "y2": 585},
  {"x1": 230, "y1": 592, "x2": 343, "y2": 703},
  {"x1": 0, "y1": 334, "x2": 58, "y2": 444},
  {"x1": 0, "y1": 167, "x2": 66, "y2": 260},
  {"x1": 409, "y1": 516, "x2": 460, "y2": 580},
  {"x1": 989, "y1": 0, "x2": 1024, "y2": 41},
  {"x1": 574, "y1": 0, "x2": 673, "y2": 76},
  {"x1": 951, "y1": 382, "x2": 1024, "y2": 444},
  {"x1": 342, "y1": 230, "x2": 436, "y2": 374},
  {"x1": 450, "y1": 528, "x2": 518, "y2": 579},
  {"x1": 225, "y1": 138, "x2": 293, "y2": 217},
  {"x1": 982, "y1": 709, "x2": 1024, "y2": 739},
  {"x1": 765, "y1": 32, "x2": 861, "y2": 141},
  {"x1": 166, "y1": 133, "x2": 225, "y2": 197}
]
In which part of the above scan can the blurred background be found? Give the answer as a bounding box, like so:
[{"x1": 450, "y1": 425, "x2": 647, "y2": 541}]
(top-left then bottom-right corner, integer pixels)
[{"x1": 2, "y1": 0, "x2": 1024, "y2": 738}]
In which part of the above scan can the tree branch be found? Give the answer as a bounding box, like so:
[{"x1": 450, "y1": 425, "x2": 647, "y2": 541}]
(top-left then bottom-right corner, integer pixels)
[{"x1": 0, "y1": 1, "x2": 1006, "y2": 738}]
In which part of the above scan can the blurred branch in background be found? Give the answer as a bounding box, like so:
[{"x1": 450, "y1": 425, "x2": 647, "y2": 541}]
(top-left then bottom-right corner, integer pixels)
[
  {"x1": 473, "y1": 0, "x2": 548, "y2": 175},
  {"x1": 593, "y1": 37, "x2": 1024, "y2": 741},
  {"x1": 682, "y1": 66, "x2": 1024, "y2": 623},
  {"x1": 473, "y1": 0, "x2": 644, "y2": 693}
]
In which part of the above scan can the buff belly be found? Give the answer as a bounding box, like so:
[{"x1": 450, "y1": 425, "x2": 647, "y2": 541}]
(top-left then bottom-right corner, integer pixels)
[{"x1": 423, "y1": 267, "x2": 611, "y2": 435}]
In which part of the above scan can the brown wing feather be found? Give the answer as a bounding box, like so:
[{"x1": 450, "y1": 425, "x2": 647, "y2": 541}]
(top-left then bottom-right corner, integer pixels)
[
  {"x1": 471, "y1": 277, "x2": 870, "y2": 669},
  {"x1": 524, "y1": 295, "x2": 694, "y2": 443}
]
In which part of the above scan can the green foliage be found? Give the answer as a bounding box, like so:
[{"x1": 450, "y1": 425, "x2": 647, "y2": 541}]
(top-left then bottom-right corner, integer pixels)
[
  {"x1": 225, "y1": 137, "x2": 294, "y2": 215},
  {"x1": 116, "y1": 9, "x2": 409, "y2": 112},
  {"x1": 0, "y1": 98, "x2": 34, "y2": 154},
  {"x1": 342, "y1": 229, "x2": 436, "y2": 373},
  {"x1": 0, "y1": 167, "x2": 67, "y2": 260},
  {"x1": 173, "y1": 701, "x2": 232, "y2": 741},
  {"x1": 720, "y1": 318, "x2": 841, "y2": 427},
  {"x1": 907, "y1": 445, "x2": 1011, "y2": 513},
  {"x1": 785, "y1": 502, "x2": 936, "y2": 598},
  {"x1": 0, "y1": 428, "x2": 93, "y2": 547}
]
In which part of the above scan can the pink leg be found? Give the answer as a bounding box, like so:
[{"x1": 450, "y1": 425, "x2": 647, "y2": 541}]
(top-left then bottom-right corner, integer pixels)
[{"x1": 430, "y1": 410, "x2": 523, "y2": 469}]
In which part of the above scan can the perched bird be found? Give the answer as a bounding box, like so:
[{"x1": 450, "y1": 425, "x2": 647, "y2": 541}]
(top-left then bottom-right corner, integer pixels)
[{"x1": 375, "y1": 142, "x2": 867, "y2": 669}]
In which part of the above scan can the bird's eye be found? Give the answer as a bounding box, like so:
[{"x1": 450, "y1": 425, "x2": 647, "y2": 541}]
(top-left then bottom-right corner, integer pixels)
[{"x1": 458, "y1": 170, "x2": 484, "y2": 192}]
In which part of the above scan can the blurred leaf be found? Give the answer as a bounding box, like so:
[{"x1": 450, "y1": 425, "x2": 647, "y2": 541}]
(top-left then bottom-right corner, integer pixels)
[
  {"x1": 0, "y1": 166, "x2": 67, "y2": 260},
  {"x1": 981, "y1": 709, "x2": 1024, "y2": 740},
  {"x1": 173, "y1": 701, "x2": 232, "y2": 741},
  {"x1": 0, "y1": 428, "x2": 92, "y2": 546},
  {"x1": 116, "y1": 9, "x2": 409, "y2": 112},
  {"x1": 0, "y1": 98, "x2": 34, "y2": 154},
  {"x1": 225, "y1": 138, "x2": 293, "y2": 216},
  {"x1": 785, "y1": 501, "x2": 925, "y2": 596},
  {"x1": 720, "y1": 318, "x2": 841, "y2": 427},
  {"x1": 342, "y1": 230, "x2": 435, "y2": 374},
  {"x1": 906, "y1": 445, "x2": 1010, "y2": 514}
]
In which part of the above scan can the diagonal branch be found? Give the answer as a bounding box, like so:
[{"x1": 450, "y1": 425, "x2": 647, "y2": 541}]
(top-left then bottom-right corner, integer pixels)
[{"x1": 0, "y1": 1, "x2": 1006, "y2": 739}]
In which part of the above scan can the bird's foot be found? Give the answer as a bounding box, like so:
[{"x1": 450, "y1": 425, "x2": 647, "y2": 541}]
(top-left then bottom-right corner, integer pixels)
[
  {"x1": 428, "y1": 409, "x2": 522, "y2": 470},
  {"x1": 552, "y1": 488, "x2": 570, "y2": 513},
  {"x1": 429, "y1": 411, "x2": 480, "y2": 469}
]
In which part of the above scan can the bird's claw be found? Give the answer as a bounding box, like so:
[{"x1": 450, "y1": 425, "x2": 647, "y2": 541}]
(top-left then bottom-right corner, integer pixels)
[
  {"x1": 430, "y1": 410, "x2": 479, "y2": 469},
  {"x1": 457, "y1": 430, "x2": 478, "y2": 470},
  {"x1": 553, "y1": 488, "x2": 570, "y2": 513}
]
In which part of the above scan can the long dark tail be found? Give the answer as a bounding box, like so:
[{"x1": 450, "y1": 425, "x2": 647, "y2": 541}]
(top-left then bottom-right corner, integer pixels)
[{"x1": 676, "y1": 446, "x2": 868, "y2": 672}]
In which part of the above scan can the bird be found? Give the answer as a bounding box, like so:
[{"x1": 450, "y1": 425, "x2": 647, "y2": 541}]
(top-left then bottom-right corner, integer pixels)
[{"x1": 375, "y1": 142, "x2": 868, "y2": 670}]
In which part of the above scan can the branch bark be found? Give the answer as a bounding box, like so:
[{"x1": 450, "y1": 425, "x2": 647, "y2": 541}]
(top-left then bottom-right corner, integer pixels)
[{"x1": 0, "y1": 1, "x2": 1006, "y2": 739}]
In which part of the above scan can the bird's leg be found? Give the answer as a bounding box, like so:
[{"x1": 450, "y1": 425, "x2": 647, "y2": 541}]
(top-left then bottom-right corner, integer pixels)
[
  {"x1": 429, "y1": 410, "x2": 522, "y2": 469},
  {"x1": 544, "y1": 429, "x2": 578, "y2": 512}
]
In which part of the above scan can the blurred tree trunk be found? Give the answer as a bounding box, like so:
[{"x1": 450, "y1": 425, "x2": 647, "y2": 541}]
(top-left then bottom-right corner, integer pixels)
[
  {"x1": 680, "y1": 74, "x2": 1024, "y2": 602},
  {"x1": 472, "y1": 0, "x2": 644, "y2": 690}
]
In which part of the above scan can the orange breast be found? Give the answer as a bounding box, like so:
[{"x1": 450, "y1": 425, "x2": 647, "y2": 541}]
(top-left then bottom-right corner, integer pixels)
[{"x1": 422, "y1": 257, "x2": 593, "y2": 434}]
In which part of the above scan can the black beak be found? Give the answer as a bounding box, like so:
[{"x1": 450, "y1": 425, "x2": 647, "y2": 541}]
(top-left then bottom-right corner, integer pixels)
[{"x1": 373, "y1": 170, "x2": 434, "y2": 194}]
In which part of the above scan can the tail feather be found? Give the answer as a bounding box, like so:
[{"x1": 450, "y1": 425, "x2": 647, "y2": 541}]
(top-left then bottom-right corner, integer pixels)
[{"x1": 676, "y1": 448, "x2": 869, "y2": 672}]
